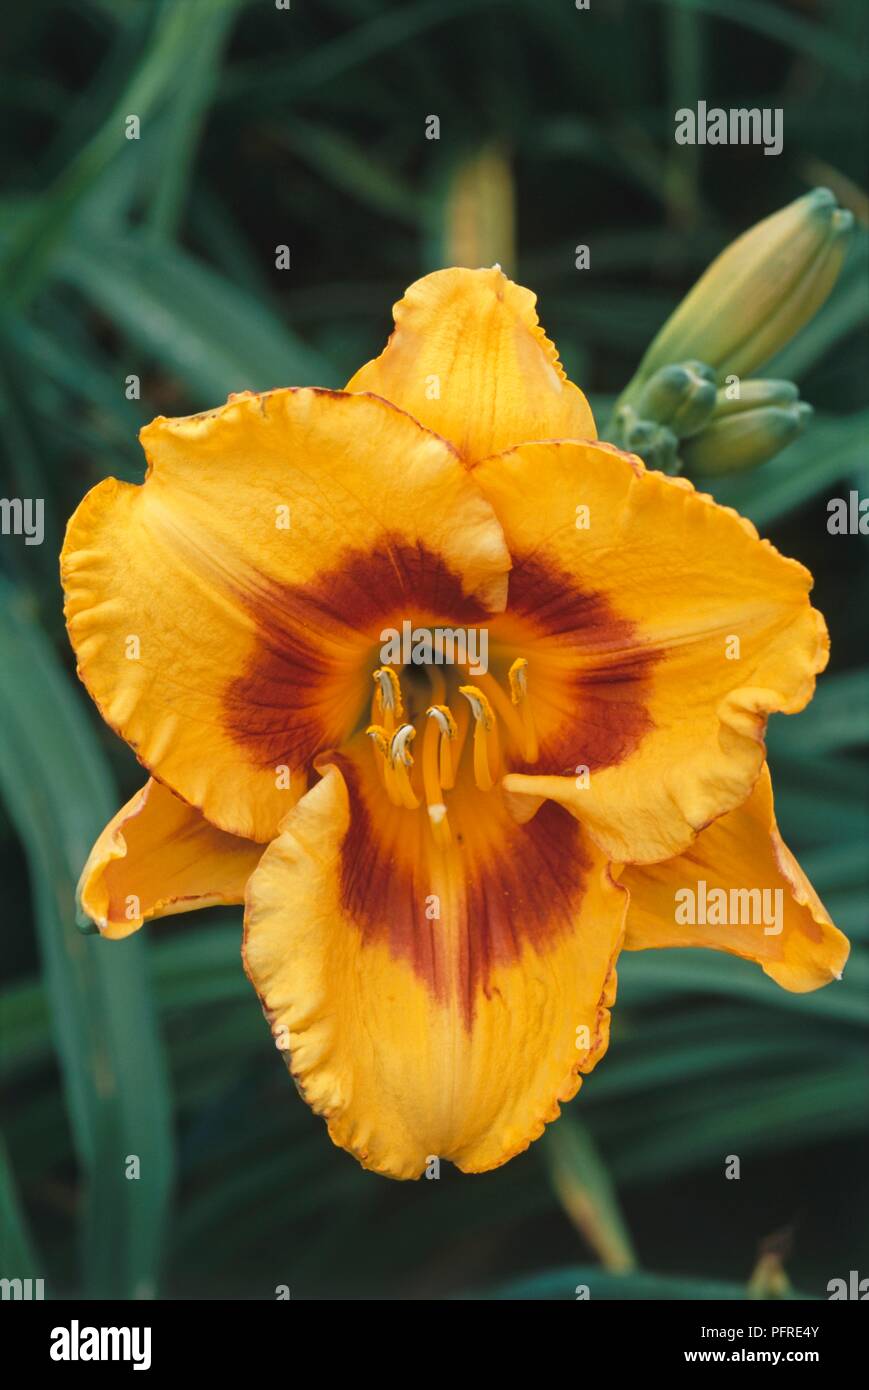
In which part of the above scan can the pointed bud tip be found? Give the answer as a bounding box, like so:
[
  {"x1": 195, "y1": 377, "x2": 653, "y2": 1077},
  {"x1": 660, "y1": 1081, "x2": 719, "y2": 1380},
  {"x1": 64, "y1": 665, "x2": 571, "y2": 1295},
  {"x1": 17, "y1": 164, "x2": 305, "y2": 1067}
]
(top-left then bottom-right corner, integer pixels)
[
  {"x1": 805, "y1": 186, "x2": 836, "y2": 210},
  {"x1": 804, "y1": 187, "x2": 853, "y2": 238},
  {"x1": 831, "y1": 208, "x2": 855, "y2": 236}
]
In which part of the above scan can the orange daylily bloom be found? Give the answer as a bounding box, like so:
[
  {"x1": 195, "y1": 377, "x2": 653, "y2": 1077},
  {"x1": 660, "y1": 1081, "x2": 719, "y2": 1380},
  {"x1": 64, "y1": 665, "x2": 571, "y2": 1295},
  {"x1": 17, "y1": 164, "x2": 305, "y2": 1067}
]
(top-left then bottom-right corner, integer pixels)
[{"x1": 64, "y1": 268, "x2": 848, "y2": 1179}]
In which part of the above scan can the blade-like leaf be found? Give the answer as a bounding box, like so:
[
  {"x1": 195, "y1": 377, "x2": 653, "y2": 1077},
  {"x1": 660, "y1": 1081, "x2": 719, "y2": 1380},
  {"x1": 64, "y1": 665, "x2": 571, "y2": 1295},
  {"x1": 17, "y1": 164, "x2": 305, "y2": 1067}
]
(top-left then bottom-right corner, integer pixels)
[{"x1": 0, "y1": 582, "x2": 174, "y2": 1297}]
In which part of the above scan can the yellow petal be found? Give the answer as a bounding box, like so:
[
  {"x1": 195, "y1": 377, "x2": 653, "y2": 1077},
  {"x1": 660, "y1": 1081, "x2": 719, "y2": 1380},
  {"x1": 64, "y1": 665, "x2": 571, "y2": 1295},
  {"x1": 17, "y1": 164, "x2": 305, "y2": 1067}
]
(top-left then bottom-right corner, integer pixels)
[
  {"x1": 346, "y1": 267, "x2": 596, "y2": 464},
  {"x1": 243, "y1": 753, "x2": 626, "y2": 1179},
  {"x1": 62, "y1": 388, "x2": 510, "y2": 843},
  {"x1": 78, "y1": 779, "x2": 262, "y2": 940},
  {"x1": 472, "y1": 439, "x2": 828, "y2": 864},
  {"x1": 620, "y1": 765, "x2": 849, "y2": 991}
]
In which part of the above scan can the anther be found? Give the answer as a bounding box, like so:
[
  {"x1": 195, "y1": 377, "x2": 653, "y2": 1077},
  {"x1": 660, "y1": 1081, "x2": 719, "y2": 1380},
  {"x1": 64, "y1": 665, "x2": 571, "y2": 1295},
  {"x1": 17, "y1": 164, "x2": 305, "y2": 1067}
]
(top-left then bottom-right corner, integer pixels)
[
  {"x1": 365, "y1": 723, "x2": 390, "y2": 760},
  {"x1": 426, "y1": 702, "x2": 457, "y2": 789},
  {"x1": 458, "y1": 685, "x2": 494, "y2": 730},
  {"x1": 508, "y1": 657, "x2": 528, "y2": 703},
  {"x1": 459, "y1": 685, "x2": 498, "y2": 792},
  {"x1": 426, "y1": 704, "x2": 456, "y2": 739},
  {"x1": 508, "y1": 656, "x2": 539, "y2": 763},
  {"x1": 390, "y1": 723, "x2": 416, "y2": 767},
  {"x1": 366, "y1": 722, "x2": 405, "y2": 807},
  {"x1": 389, "y1": 723, "x2": 420, "y2": 809},
  {"x1": 372, "y1": 666, "x2": 403, "y2": 726}
]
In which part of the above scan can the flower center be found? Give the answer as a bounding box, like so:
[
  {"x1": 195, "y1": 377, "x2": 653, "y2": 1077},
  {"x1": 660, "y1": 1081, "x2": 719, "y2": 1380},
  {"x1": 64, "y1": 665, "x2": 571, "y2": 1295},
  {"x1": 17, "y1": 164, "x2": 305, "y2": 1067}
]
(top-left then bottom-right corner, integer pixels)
[{"x1": 365, "y1": 654, "x2": 537, "y2": 844}]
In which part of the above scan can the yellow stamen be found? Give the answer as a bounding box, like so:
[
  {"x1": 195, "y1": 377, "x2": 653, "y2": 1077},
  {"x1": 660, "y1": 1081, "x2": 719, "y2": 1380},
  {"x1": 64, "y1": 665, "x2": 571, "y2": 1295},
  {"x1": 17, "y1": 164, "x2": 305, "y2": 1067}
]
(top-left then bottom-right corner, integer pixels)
[
  {"x1": 426, "y1": 703, "x2": 457, "y2": 790},
  {"x1": 389, "y1": 723, "x2": 420, "y2": 809},
  {"x1": 450, "y1": 690, "x2": 471, "y2": 783},
  {"x1": 372, "y1": 666, "x2": 403, "y2": 733},
  {"x1": 422, "y1": 714, "x2": 442, "y2": 805},
  {"x1": 508, "y1": 657, "x2": 528, "y2": 702},
  {"x1": 470, "y1": 670, "x2": 527, "y2": 756},
  {"x1": 390, "y1": 722, "x2": 416, "y2": 766},
  {"x1": 423, "y1": 707, "x2": 455, "y2": 845},
  {"x1": 366, "y1": 723, "x2": 390, "y2": 760},
  {"x1": 458, "y1": 685, "x2": 494, "y2": 731},
  {"x1": 426, "y1": 704, "x2": 457, "y2": 739},
  {"x1": 366, "y1": 723, "x2": 405, "y2": 807},
  {"x1": 459, "y1": 685, "x2": 498, "y2": 792},
  {"x1": 508, "y1": 656, "x2": 539, "y2": 763}
]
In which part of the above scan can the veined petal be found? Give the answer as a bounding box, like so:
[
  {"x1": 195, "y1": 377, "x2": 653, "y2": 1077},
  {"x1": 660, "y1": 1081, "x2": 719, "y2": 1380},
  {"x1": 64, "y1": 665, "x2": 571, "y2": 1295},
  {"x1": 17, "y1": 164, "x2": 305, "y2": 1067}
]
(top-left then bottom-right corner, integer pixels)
[
  {"x1": 473, "y1": 439, "x2": 828, "y2": 864},
  {"x1": 243, "y1": 754, "x2": 626, "y2": 1179},
  {"x1": 78, "y1": 779, "x2": 262, "y2": 939},
  {"x1": 346, "y1": 267, "x2": 596, "y2": 465},
  {"x1": 62, "y1": 388, "x2": 510, "y2": 843},
  {"x1": 620, "y1": 765, "x2": 849, "y2": 992}
]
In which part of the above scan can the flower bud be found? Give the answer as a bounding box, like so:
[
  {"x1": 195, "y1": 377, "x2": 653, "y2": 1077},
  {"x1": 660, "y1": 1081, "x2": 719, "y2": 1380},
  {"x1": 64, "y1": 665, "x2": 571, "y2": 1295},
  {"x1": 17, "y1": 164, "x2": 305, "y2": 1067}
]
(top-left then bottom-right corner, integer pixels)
[
  {"x1": 637, "y1": 361, "x2": 717, "y2": 438},
  {"x1": 619, "y1": 189, "x2": 853, "y2": 400},
  {"x1": 680, "y1": 401, "x2": 813, "y2": 477},
  {"x1": 610, "y1": 409, "x2": 681, "y2": 473},
  {"x1": 711, "y1": 379, "x2": 798, "y2": 417}
]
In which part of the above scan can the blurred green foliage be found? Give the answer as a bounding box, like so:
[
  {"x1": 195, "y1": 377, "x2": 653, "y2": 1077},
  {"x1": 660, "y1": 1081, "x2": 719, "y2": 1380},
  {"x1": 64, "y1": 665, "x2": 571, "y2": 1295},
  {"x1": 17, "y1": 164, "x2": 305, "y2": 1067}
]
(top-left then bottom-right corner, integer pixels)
[{"x1": 0, "y1": 0, "x2": 866, "y2": 1300}]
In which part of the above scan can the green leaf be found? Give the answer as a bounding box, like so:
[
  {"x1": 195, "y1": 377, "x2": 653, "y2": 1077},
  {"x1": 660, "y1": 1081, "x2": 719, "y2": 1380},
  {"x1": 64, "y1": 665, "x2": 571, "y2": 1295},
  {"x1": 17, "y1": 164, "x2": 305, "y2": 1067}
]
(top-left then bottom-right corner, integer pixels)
[
  {"x1": 0, "y1": 582, "x2": 174, "y2": 1297},
  {"x1": 606, "y1": 1062, "x2": 869, "y2": 1183},
  {"x1": 642, "y1": 0, "x2": 864, "y2": 81},
  {"x1": 0, "y1": 1, "x2": 229, "y2": 304},
  {"x1": 57, "y1": 234, "x2": 337, "y2": 404},
  {"x1": 0, "y1": 1133, "x2": 42, "y2": 1283},
  {"x1": 0, "y1": 978, "x2": 48, "y2": 1081},
  {"x1": 617, "y1": 946, "x2": 868, "y2": 1025},
  {"x1": 768, "y1": 668, "x2": 869, "y2": 756},
  {"x1": 541, "y1": 1114, "x2": 637, "y2": 1271},
  {"x1": 275, "y1": 118, "x2": 423, "y2": 224},
  {"x1": 471, "y1": 1265, "x2": 807, "y2": 1300},
  {"x1": 771, "y1": 753, "x2": 869, "y2": 847},
  {"x1": 145, "y1": 2, "x2": 242, "y2": 239},
  {"x1": 222, "y1": 0, "x2": 511, "y2": 105}
]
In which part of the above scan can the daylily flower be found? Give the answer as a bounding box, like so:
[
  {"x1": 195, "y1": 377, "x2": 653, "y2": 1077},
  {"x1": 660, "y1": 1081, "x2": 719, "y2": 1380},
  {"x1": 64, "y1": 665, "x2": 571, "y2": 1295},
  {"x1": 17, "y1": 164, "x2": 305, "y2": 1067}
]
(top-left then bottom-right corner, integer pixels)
[{"x1": 63, "y1": 267, "x2": 849, "y2": 1180}]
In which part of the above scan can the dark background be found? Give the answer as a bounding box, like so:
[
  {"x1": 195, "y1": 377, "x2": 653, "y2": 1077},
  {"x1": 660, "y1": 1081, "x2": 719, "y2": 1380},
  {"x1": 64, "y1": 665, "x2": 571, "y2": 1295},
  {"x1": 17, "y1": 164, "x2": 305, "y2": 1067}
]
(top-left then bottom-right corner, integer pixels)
[{"x1": 0, "y1": 0, "x2": 867, "y2": 1300}]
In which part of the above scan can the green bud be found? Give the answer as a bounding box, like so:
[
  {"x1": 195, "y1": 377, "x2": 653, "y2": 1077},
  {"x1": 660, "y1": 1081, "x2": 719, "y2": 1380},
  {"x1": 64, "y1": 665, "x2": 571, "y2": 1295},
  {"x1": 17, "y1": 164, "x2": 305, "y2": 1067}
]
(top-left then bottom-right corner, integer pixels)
[
  {"x1": 637, "y1": 361, "x2": 717, "y2": 438},
  {"x1": 617, "y1": 189, "x2": 853, "y2": 405},
  {"x1": 711, "y1": 379, "x2": 798, "y2": 417},
  {"x1": 681, "y1": 401, "x2": 813, "y2": 477},
  {"x1": 616, "y1": 412, "x2": 682, "y2": 473}
]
